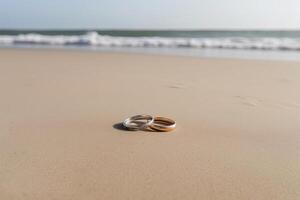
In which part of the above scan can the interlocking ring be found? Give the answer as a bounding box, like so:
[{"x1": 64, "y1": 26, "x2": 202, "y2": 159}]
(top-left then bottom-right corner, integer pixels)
[
  {"x1": 122, "y1": 115, "x2": 176, "y2": 132},
  {"x1": 122, "y1": 115, "x2": 154, "y2": 130},
  {"x1": 149, "y1": 116, "x2": 176, "y2": 132}
]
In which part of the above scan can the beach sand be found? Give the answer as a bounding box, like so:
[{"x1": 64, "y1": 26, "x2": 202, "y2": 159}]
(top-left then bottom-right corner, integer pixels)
[{"x1": 0, "y1": 48, "x2": 300, "y2": 200}]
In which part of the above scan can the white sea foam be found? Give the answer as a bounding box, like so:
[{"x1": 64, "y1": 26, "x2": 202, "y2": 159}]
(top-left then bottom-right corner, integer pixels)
[{"x1": 1, "y1": 31, "x2": 300, "y2": 51}]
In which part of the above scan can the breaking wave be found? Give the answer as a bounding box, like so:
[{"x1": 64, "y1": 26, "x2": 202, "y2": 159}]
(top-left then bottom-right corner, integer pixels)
[{"x1": 1, "y1": 31, "x2": 300, "y2": 51}]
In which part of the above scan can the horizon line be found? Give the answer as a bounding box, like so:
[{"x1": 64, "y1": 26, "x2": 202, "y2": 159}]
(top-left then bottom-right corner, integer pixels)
[{"x1": 1, "y1": 28, "x2": 300, "y2": 32}]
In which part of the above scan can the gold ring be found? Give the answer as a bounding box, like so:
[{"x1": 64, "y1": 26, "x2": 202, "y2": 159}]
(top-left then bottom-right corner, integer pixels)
[{"x1": 149, "y1": 117, "x2": 176, "y2": 132}]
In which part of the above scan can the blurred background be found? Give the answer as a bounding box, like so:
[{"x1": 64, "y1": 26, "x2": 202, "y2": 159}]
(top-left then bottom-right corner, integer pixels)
[{"x1": 1, "y1": 0, "x2": 300, "y2": 60}]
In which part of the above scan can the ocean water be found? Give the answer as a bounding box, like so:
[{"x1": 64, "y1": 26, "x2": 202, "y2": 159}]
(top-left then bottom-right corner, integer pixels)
[{"x1": 1, "y1": 30, "x2": 300, "y2": 61}]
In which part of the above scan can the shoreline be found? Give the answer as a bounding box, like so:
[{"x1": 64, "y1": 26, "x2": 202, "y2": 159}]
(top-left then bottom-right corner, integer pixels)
[
  {"x1": 0, "y1": 48, "x2": 300, "y2": 199},
  {"x1": 1, "y1": 45, "x2": 300, "y2": 62}
]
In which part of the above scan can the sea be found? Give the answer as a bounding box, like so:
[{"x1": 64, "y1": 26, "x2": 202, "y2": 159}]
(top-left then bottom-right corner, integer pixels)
[{"x1": 1, "y1": 30, "x2": 300, "y2": 61}]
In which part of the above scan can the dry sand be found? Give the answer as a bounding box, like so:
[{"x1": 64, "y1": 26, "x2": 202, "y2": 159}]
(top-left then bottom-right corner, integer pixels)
[{"x1": 0, "y1": 48, "x2": 300, "y2": 200}]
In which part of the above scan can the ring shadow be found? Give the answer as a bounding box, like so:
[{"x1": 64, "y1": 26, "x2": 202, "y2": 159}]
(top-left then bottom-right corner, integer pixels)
[
  {"x1": 112, "y1": 122, "x2": 156, "y2": 132},
  {"x1": 113, "y1": 123, "x2": 131, "y2": 132}
]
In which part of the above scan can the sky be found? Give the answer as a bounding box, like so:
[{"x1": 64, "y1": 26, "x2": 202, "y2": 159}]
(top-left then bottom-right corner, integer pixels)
[{"x1": 0, "y1": 0, "x2": 300, "y2": 30}]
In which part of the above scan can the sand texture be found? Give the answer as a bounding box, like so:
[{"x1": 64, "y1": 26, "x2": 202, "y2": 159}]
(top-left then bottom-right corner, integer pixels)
[{"x1": 0, "y1": 49, "x2": 300, "y2": 200}]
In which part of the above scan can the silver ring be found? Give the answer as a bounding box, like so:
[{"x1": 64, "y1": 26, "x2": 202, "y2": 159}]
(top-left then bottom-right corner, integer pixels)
[{"x1": 123, "y1": 115, "x2": 154, "y2": 130}]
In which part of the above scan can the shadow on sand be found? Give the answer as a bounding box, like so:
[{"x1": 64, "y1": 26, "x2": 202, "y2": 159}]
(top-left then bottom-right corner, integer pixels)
[
  {"x1": 113, "y1": 123, "x2": 132, "y2": 132},
  {"x1": 112, "y1": 122, "x2": 156, "y2": 132}
]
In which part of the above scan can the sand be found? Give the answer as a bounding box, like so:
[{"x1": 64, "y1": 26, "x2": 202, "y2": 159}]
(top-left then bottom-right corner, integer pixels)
[{"x1": 0, "y1": 48, "x2": 300, "y2": 200}]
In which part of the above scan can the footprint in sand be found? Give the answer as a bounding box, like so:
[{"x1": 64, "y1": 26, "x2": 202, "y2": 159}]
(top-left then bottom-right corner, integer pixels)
[
  {"x1": 274, "y1": 102, "x2": 300, "y2": 109},
  {"x1": 235, "y1": 96, "x2": 300, "y2": 110},
  {"x1": 234, "y1": 96, "x2": 262, "y2": 107}
]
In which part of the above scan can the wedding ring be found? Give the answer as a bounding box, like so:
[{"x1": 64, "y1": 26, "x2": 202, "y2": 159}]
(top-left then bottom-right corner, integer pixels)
[
  {"x1": 123, "y1": 115, "x2": 154, "y2": 130},
  {"x1": 149, "y1": 117, "x2": 176, "y2": 132}
]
